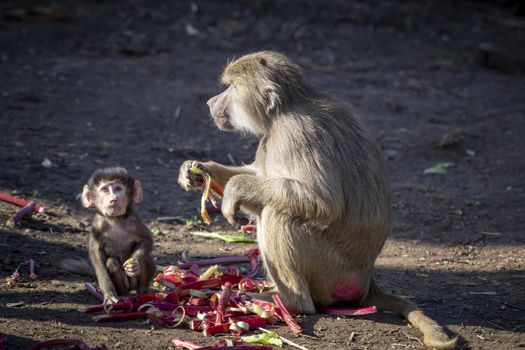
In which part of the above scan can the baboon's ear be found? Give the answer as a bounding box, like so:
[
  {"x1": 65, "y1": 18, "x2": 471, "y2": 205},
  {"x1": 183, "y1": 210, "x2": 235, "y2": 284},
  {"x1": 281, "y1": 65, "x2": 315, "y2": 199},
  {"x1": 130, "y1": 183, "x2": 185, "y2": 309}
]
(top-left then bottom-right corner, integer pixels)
[
  {"x1": 264, "y1": 87, "x2": 279, "y2": 115},
  {"x1": 81, "y1": 185, "x2": 93, "y2": 208},
  {"x1": 133, "y1": 180, "x2": 143, "y2": 204}
]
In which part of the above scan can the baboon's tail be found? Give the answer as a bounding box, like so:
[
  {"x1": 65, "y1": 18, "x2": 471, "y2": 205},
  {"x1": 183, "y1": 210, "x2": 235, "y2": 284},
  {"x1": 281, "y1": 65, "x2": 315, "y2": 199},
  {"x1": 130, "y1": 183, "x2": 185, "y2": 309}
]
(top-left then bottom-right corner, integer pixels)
[
  {"x1": 60, "y1": 258, "x2": 95, "y2": 277},
  {"x1": 363, "y1": 279, "x2": 458, "y2": 349}
]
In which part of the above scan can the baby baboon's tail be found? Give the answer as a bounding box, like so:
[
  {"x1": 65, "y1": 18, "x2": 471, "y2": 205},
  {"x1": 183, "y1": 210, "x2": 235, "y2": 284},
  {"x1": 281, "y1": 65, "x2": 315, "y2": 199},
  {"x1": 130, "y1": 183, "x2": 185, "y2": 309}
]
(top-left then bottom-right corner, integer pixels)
[{"x1": 60, "y1": 258, "x2": 95, "y2": 277}]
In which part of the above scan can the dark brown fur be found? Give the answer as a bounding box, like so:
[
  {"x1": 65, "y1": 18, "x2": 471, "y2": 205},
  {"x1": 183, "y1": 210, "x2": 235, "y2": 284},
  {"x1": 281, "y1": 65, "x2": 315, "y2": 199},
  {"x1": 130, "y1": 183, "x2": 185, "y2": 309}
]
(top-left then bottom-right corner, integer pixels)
[
  {"x1": 61, "y1": 167, "x2": 155, "y2": 304},
  {"x1": 179, "y1": 51, "x2": 457, "y2": 349}
]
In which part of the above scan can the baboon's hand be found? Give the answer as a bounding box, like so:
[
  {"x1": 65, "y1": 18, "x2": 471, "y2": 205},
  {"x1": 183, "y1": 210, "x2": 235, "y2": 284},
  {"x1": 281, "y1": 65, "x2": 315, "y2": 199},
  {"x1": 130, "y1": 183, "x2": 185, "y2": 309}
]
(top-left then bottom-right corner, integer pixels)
[
  {"x1": 123, "y1": 258, "x2": 140, "y2": 277},
  {"x1": 221, "y1": 178, "x2": 243, "y2": 226},
  {"x1": 178, "y1": 160, "x2": 207, "y2": 190},
  {"x1": 103, "y1": 294, "x2": 118, "y2": 306}
]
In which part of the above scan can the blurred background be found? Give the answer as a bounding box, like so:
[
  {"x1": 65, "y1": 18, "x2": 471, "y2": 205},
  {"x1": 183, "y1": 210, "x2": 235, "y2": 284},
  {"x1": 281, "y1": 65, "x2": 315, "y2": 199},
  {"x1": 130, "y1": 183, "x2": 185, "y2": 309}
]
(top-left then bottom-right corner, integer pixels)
[{"x1": 0, "y1": 1, "x2": 524, "y2": 349}]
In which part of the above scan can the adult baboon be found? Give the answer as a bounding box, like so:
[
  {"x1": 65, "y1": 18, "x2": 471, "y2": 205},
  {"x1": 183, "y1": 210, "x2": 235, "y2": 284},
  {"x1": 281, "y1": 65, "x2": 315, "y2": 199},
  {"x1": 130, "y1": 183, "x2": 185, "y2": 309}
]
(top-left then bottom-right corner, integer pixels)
[{"x1": 179, "y1": 51, "x2": 457, "y2": 349}]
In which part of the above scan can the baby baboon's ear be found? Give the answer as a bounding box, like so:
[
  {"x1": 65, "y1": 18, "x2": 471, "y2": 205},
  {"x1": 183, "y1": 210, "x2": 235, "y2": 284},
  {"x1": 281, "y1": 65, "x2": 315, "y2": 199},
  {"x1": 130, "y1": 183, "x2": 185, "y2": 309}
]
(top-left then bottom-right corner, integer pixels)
[
  {"x1": 133, "y1": 180, "x2": 143, "y2": 204},
  {"x1": 81, "y1": 185, "x2": 94, "y2": 208}
]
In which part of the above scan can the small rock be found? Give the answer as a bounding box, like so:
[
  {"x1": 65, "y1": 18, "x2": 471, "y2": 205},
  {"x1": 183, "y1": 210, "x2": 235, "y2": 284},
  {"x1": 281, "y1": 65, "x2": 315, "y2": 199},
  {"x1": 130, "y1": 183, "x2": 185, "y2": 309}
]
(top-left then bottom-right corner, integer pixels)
[
  {"x1": 42, "y1": 158, "x2": 53, "y2": 168},
  {"x1": 384, "y1": 149, "x2": 400, "y2": 160},
  {"x1": 185, "y1": 23, "x2": 199, "y2": 36},
  {"x1": 438, "y1": 128, "x2": 463, "y2": 148}
]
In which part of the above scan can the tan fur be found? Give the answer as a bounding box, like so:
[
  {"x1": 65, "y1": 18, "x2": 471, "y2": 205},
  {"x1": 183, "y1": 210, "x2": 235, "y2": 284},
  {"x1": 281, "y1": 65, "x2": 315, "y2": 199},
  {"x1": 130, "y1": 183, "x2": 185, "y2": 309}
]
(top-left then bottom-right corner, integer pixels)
[{"x1": 179, "y1": 51, "x2": 457, "y2": 349}]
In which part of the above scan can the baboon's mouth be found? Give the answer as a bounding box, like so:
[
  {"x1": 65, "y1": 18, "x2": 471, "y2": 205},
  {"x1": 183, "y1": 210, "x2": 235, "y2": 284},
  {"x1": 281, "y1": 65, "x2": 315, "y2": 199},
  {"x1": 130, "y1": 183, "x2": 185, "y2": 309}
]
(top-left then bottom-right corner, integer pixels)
[{"x1": 212, "y1": 115, "x2": 233, "y2": 130}]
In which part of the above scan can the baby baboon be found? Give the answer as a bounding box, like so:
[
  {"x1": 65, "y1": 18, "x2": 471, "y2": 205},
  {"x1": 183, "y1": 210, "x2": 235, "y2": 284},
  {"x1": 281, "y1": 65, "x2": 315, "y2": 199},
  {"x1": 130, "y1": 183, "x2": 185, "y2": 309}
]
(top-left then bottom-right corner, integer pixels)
[{"x1": 62, "y1": 167, "x2": 155, "y2": 304}]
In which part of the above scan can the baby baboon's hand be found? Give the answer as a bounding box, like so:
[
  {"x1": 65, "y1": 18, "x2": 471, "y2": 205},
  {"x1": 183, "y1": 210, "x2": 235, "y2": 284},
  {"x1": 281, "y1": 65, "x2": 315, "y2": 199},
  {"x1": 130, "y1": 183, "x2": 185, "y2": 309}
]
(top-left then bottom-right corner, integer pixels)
[{"x1": 123, "y1": 258, "x2": 140, "y2": 277}]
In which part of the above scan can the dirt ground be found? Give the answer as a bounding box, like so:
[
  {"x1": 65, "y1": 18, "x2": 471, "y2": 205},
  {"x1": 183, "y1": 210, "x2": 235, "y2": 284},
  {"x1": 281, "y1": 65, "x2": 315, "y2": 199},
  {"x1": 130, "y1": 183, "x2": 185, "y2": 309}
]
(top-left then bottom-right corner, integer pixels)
[{"x1": 1, "y1": 1, "x2": 524, "y2": 349}]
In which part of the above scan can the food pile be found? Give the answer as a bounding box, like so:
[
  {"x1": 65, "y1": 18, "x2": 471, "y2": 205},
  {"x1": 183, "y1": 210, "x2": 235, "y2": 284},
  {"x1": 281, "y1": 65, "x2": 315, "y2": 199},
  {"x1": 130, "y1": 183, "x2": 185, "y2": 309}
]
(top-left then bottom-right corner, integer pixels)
[{"x1": 83, "y1": 248, "x2": 305, "y2": 349}]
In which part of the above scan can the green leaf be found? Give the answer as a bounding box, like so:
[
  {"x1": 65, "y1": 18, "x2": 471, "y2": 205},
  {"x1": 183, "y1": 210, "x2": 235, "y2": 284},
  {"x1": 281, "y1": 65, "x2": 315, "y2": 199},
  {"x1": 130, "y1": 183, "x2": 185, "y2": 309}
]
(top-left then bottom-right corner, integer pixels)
[
  {"x1": 423, "y1": 162, "x2": 454, "y2": 175},
  {"x1": 151, "y1": 227, "x2": 164, "y2": 236},
  {"x1": 189, "y1": 231, "x2": 257, "y2": 243},
  {"x1": 241, "y1": 332, "x2": 283, "y2": 347},
  {"x1": 185, "y1": 216, "x2": 202, "y2": 227}
]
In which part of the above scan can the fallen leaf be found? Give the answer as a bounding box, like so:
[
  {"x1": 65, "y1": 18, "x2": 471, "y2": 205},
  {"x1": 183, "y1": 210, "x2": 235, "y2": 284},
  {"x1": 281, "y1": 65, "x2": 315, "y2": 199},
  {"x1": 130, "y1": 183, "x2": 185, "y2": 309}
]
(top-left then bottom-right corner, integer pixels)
[
  {"x1": 7, "y1": 302, "x2": 25, "y2": 307},
  {"x1": 469, "y1": 291, "x2": 497, "y2": 295},
  {"x1": 423, "y1": 162, "x2": 454, "y2": 175},
  {"x1": 242, "y1": 331, "x2": 283, "y2": 346},
  {"x1": 190, "y1": 231, "x2": 257, "y2": 243},
  {"x1": 151, "y1": 227, "x2": 165, "y2": 236}
]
